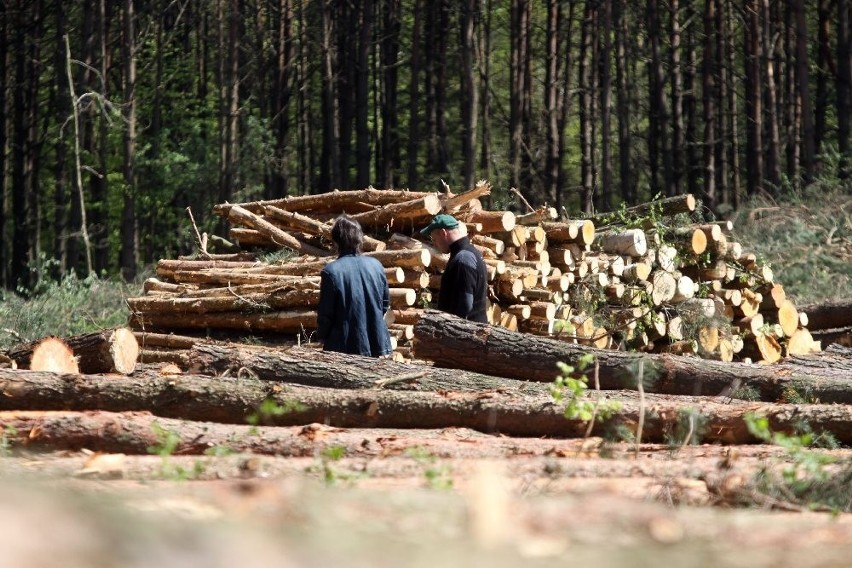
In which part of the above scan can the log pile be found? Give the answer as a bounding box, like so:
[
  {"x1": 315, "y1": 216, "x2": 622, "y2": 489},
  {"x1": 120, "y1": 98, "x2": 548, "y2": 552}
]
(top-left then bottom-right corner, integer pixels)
[{"x1": 125, "y1": 185, "x2": 821, "y2": 365}]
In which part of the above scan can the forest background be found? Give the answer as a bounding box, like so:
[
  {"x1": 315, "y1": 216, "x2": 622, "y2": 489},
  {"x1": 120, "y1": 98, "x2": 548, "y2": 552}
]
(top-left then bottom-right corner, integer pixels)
[{"x1": 0, "y1": 0, "x2": 849, "y2": 294}]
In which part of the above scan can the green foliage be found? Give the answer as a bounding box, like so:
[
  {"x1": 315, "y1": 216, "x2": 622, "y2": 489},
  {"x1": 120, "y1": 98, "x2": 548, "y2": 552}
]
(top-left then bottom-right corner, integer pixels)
[
  {"x1": 667, "y1": 408, "x2": 707, "y2": 448},
  {"x1": 0, "y1": 272, "x2": 131, "y2": 350},
  {"x1": 315, "y1": 445, "x2": 365, "y2": 486},
  {"x1": 404, "y1": 446, "x2": 453, "y2": 490},
  {"x1": 731, "y1": 181, "x2": 852, "y2": 304},
  {"x1": 146, "y1": 422, "x2": 206, "y2": 481},
  {"x1": 550, "y1": 354, "x2": 622, "y2": 424},
  {"x1": 147, "y1": 422, "x2": 181, "y2": 457},
  {"x1": 0, "y1": 426, "x2": 17, "y2": 457},
  {"x1": 246, "y1": 398, "x2": 308, "y2": 426},
  {"x1": 744, "y1": 413, "x2": 852, "y2": 511}
]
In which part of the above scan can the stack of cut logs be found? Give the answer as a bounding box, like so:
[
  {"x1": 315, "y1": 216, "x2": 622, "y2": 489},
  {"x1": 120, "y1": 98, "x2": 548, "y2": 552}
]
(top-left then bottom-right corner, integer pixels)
[{"x1": 126, "y1": 183, "x2": 821, "y2": 365}]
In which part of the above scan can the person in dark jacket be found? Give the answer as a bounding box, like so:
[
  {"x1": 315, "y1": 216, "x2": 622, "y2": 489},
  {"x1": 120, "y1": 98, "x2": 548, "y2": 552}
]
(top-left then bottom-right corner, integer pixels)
[
  {"x1": 316, "y1": 215, "x2": 393, "y2": 357},
  {"x1": 420, "y1": 213, "x2": 489, "y2": 323}
]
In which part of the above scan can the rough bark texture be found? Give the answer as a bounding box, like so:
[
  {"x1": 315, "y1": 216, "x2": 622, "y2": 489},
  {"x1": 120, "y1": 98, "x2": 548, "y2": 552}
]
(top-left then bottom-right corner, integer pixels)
[
  {"x1": 799, "y1": 299, "x2": 852, "y2": 331},
  {"x1": 3, "y1": 370, "x2": 852, "y2": 444},
  {"x1": 413, "y1": 311, "x2": 852, "y2": 403},
  {"x1": 63, "y1": 327, "x2": 139, "y2": 374}
]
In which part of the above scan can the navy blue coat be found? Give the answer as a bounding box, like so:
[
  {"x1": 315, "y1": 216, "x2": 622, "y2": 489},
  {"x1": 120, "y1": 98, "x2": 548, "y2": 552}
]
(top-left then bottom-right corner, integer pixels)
[{"x1": 316, "y1": 253, "x2": 393, "y2": 357}]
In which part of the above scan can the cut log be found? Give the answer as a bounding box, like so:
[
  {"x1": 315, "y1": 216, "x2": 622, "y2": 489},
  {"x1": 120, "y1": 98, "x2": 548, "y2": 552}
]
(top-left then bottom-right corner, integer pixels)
[
  {"x1": 130, "y1": 309, "x2": 318, "y2": 334},
  {"x1": 128, "y1": 288, "x2": 321, "y2": 314},
  {"x1": 785, "y1": 328, "x2": 821, "y2": 356},
  {"x1": 440, "y1": 180, "x2": 492, "y2": 212},
  {"x1": 412, "y1": 310, "x2": 852, "y2": 402},
  {"x1": 388, "y1": 309, "x2": 424, "y2": 326},
  {"x1": 649, "y1": 271, "x2": 677, "y2": 305},
  {"x1": 226, "y1": 204, "x2": 329, "y2": 256},
  {"x1": 263, "y1": 206, "x2": 385, "y2": 252},
  {"x1": 133, "y1": 332, "x2": 203, "y2": 349},
  {"x1": 61, "y1": 327, "x2": 139, "y2": 375},
  {"x1": 515, "y1": 207, "x2": 558, "y2": 225},
  {"x1": 366, "y1": 248, "x2": 432, "y2": 270},
  {"x1": 467, "y1": 210, "x2": 516, "y2": 233},
  {"x1": 670, "y1": 228, "x2": 708, "y2": 255},
  {"x1": 349, "y1": 193, "x2": 442, "y2": 228},
  {"x1": 596, "y1": 229, "x2": 647, "y2": 257},
  {"x1": 156, "y1": 258, "x2": 260, "y2": 279},
  {"x1": 799, "y1": 299, "x2": 852, "y2": 332},
  {"x1": 5, "y1": 380, "x2": 852, "y2": 447},
  {"x1": 470, "y1": 234, "x2": 505, "y2": 255},
  {"x1": 390, "y1": 288, "x2": 417, "y2": 308},
  {"x1": 542, "y1": 220, "x2": 595, "y2": 245},
  {"x1": 7, "y1": 337, "x2": 79, "y2": 373},
  {"x1": 213, "y1": 188, "x2": 432, "y2": 216},
  {"x1": 756, "y1": 283, "x2": 786, "y2": 311},
  {"x1": 588, "y1": 194, "x2": 696, "y2": 223},
  {"x1": 397, "y1": 269, "x2": 430, "y2": 289}
]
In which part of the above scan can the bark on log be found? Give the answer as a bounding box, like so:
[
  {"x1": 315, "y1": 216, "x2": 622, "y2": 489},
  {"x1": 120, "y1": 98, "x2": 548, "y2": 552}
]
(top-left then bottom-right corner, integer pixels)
[
  {"x1": 61, "y1": 327, "x2": 139, "y2": 374},
  {"x1": 799, "y1": 299, "x2": 852, "y2": 332},
  {"x1": 214, "y1": 188, "x2": 431, "y2": 216},
  {"x1": 412, "y1": 310, "x2": 852, "y2": 403},
  {"x1": 263, "y1": 206, "x2": 385, "y2": 252},
  {"x1": 128, "y1": 289, "x2": 321, "y2": 314},
  {"x1": 348, "y1": 194, "x2": 442, "y2": 228},
  {"x1": 4, "y1": 374, "x2": 852, "y2": 445},
  {"x1": 156, "y1": 259, "x2": 260, "y2": 279},
  {"x1": 130, "y1": 309, "x2": 318, "y2": 334},
  {"x1": 226, "y1": 205, "x2": 330, "y2": 256}
]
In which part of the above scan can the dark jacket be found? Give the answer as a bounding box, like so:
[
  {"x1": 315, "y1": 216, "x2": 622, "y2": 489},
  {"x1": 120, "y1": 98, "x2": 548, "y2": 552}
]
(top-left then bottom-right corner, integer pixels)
[
  {"x1": 317, "y1": 253, "x2": 393, "y2": 357},
  {"x1": 438, "y1": 236, "x2": 489, "y2": 323}
]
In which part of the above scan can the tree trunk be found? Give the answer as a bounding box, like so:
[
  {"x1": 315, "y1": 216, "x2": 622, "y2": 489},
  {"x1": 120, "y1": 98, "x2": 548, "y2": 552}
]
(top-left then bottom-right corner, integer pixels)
[
  {"x1": 795, "y1": 0, "x2": 816, "y2": 182},
  {"x1": 669, "y1": 0, "x2": 684, "y2": 199},
  {"x1": 379, "y1": 0, "x2": 401, "y2": 188},
  {"x1": 4, "y1": 375, "x2": 852, "y2": 446},
  {"x1": 459, "y1": 0, "x2": 477, "y2": 191},
  {"x1": 578, "y1": 1, "x2": 594, "y2": 214},
  {"x1": 598, "y1": 0, "x2": 613, "y2": 209},
  {"x1": 412, "y1": 310, "x2": 852, "y2": 404},
  {"x1": 355, "y1": 0, "x2": 372, "y2": 186},
  {"x1": 701, "y1": 0, "x2": 717, "y2": 208},
  {"x1": 838, "y1": 0, "x2": 851, "y2": 179},
  {"x1": 745, "y1": 0, "x2": 765, "y2": 196},
  {"x1": 800, "y1": 300, "x2": 852, "y2": 331},
  {"x1": 120, "y1": 0, "x2": 138, "y2": 281},
  {"x1": 763, "y1": 0, "x2": 782, "y2": 189},
  {"x1": 0, "y1": 1, "x2": 6, "y2": 287}
]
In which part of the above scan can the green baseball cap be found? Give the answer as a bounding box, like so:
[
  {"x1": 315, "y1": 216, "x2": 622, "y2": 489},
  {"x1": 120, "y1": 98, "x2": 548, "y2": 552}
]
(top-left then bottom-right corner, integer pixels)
[{"x1": 420, "y1": 213, "x2": 460, "y2": 236}]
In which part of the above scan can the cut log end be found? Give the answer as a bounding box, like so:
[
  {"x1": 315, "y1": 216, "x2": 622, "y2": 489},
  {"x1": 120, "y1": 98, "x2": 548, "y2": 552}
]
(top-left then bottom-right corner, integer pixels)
[
  {"x1": 109, "y1": 328, "x2": 141, "y2": 375},
  {"x1": 30, "y1": 337, "x2": 79, "y2": 374}
]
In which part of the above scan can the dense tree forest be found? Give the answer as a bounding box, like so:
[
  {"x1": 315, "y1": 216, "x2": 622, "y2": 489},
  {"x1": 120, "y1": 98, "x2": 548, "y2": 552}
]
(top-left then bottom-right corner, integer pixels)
[{"x1": 0, "y1": 0, "x2": 849, "y2": 289}]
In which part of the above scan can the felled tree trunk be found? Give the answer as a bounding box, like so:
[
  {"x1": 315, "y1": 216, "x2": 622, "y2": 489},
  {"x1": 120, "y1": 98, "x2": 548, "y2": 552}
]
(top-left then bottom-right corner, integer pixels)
[
  {"x1": 3, "y1": 373, "x2": 852, "y2": 445},
  {"x1": 412, "y1": 310, "x2": 852, "y2": 403},
  {"x1": 185, "y1": 343, "x2": 547, "y2": 395},
  {"x1": 63, "y1": 327, "x2": 140, "y2": 374},
  {"x1": 800, "y1": 299, "x2": 852, "y2": 331},
  {"x1": 5, "y1": 337, "x2": 79, "y2": 373}
]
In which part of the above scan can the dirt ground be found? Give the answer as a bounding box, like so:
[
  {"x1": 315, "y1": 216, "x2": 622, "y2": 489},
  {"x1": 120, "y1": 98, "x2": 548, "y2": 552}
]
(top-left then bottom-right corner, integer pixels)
[{"x1": 3, "y1": 432, "x2": 852, "y2": 567}]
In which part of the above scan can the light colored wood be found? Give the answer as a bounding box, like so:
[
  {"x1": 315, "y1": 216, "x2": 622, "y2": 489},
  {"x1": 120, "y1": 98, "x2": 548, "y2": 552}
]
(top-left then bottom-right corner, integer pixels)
[
  {"x1": 528, "y1": 301, "x2": 557, "y2": 321},
  {"x1": 650, "y1": 270, "x2": 677, "y2": 305},
  {"x1": 366, "y1": 248, "x2": 432, "y2": 270},
  {"x1": 214, "y1": 188, "x2": 432, "y2": 216},
  {"x1": 30, "y1": 337, "x2": 80, "y2": 373},
  {"x1": 785, "y1": 328, "x2": 821, "y2": 356},
  {"x1": 734, "y1": 313, "x2": 765, "y2": 336},
  {"x1": 468, "y1": 210, "x2": 516, "y2": 233},
  {"x1": 506, "y1": 304, "x2": 532, "y2": 320},
  {"x1": 349, "y1": 194, "x2": 443, "y2": 228},
  {"x1": 385, "y1": 266, "x2": 405, "y2": 284},
  {"x1": 440, "y1": 180, "x2": 492, "y2": 212},
  {"x1": 671, "y1": 227, "x2": 707, "y2": 255},
  {"x1": 389, "y1": 308, "x2": 424, "y2": 326},
  {"x1": 227, "y1": 205, "x2": 330, "y2": 256},
  {"x1": 263, "y1": 205, "x2": 385, "y2": 251},
  {"x1": 541, "y1": 220, "x2": 595, "y2": 245},
  {"x1": 515, "y1": 206, "x2": 557, "y2": 225},
  {"x1": 471, "y1": 234, "x2": 505, "y2": 255},
  {"x1": 622, "y1": 262, "x2": 652, "y2": 282},
  {"x1": 389, "y1": 288, "x2": 417, "y2": 308},
  {"x1": 670, "y1": 275, "x2": 696, "y2": 303}
]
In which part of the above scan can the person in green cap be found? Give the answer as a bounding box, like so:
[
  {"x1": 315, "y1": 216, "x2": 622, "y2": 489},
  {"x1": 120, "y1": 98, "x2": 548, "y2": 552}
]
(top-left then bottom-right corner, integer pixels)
[{"x1": 420, "y1": 213, "x2": 489, "y2": 323}]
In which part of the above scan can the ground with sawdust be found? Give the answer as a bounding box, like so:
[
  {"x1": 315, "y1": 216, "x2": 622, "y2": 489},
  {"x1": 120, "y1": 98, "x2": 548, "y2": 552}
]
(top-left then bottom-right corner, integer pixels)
[{"x1": 3, "y1": 431, "x2": 852, "y2": 567}]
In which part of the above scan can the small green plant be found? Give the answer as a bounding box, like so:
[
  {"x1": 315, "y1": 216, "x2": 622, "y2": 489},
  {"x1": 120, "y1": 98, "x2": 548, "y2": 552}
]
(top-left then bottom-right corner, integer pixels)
[
  {"x1": 148, "y1": 422, "x2": 181, "y2": 457},
  {"x1": 246, "y1": 398, "x2": 308, "y2": 426},
  {"x1": 147, "y1": 422, "x2": 204, "y2": 480},
  {"x1": 744, "y1": 413, "x2": 850, "y2": 510},
  {"x1": 203, "y1": 446, "x2": 235, "y2": 457},
  {"x1": 318, "y1": 444, "x2": 353, "y2": 486},
  {"x1": 404, "y1": 446, "x2": 453, "y2": 490},
  {"x1": 550, "y1": 354, "x2": 622, "y2": 424},
  {"x1": 0, "y1": 426, "x2": 17, "y2": 457}
]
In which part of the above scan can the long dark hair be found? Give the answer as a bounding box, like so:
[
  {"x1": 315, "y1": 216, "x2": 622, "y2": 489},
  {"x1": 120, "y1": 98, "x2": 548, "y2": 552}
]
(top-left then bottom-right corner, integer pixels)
[{"x1": 330, "y1": 214, "x2": 364, "y2": 254}]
